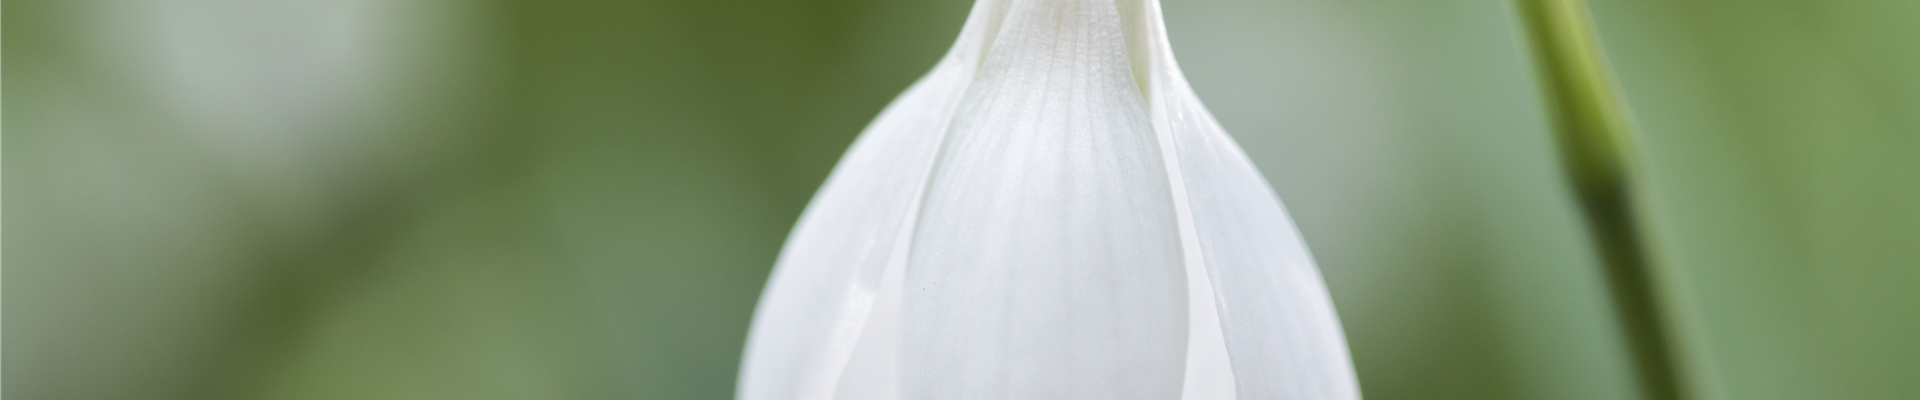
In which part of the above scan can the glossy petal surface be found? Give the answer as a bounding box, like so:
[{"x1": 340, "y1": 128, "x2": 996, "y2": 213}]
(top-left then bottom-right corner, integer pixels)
[
  {"x1": 897, "y1": 0, "x2": 1187, "y2": 399},
  {"x1": 740, "y1": 1, "x2": 1358, "y2": 399}
]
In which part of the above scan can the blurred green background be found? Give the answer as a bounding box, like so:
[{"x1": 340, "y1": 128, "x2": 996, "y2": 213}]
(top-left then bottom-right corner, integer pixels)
[{"x1": 5, "y1": 0, "x2": 1915, "y2": 399}]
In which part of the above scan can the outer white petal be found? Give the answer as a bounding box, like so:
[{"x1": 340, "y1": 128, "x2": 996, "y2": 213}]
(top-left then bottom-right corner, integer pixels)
[
  {"x1": 734, "y1": 2, "x2": 1006, "y2": 400},
  {"x1": 897, "y1": 0, "x2": 1188, "y2": 399},
  {"x1": 745, "y1": 0, "x2": 1359, "y2": 399},
  {"x1": 1131, "y1": 1, "x2": 1364, "y2": 399}
]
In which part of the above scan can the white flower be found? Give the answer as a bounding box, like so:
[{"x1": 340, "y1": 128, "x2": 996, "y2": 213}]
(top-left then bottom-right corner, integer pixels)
[{"x1": 737, "y1": 0, "x2": 1359, "y2": 399}]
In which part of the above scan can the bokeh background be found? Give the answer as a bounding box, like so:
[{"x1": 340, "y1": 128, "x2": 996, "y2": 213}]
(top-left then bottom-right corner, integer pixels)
[{"x1": 6, "y1": 0, "x2": 1916, "y2": 399}]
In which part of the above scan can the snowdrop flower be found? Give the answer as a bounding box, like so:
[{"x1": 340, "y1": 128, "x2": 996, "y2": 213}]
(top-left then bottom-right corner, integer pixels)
[{"x1": 738, "y1": 0, "x2": 1359, "y2": 399}]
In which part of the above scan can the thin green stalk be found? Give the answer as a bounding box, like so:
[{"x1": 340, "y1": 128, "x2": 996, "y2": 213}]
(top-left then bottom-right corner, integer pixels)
[{"x1": 1513, "y1": 1, "x2": 1695, "y2": 399}]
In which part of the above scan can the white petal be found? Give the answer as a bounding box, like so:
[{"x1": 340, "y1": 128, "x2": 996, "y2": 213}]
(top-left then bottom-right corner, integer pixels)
[
  {"x1": 746, "y1": 0, "x2": 1360, "y2": 399},
  {"x1": 1131, "y1": 1, "x2": 1364, "y2": 399},
  {"x1": 897, "y1": 0, "x2": 1188, "y2": 399},
  {"x1": 734, "y1": 2, "x2": 1007, "y2": 399}
]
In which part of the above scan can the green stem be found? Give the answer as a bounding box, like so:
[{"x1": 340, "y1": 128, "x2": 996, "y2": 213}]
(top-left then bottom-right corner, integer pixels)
[{"x1": 1513, "y1": 1, "x2": 1694, "y2": 399}]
